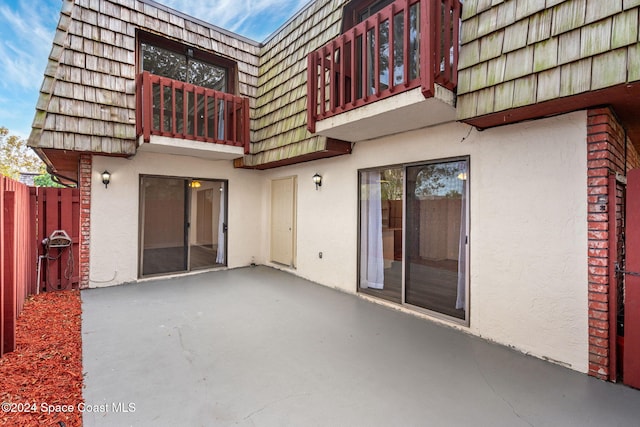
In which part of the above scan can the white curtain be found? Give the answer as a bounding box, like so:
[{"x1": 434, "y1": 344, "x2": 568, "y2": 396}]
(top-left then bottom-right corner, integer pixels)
[
  {"x1": 456, "y1": 166, "x2": 467, "y2": 310},
  {"x1": 217, "y1": 100, "x2": 225, "y2": 140},
  {"x1": 360, "y1": 171, "x2": 384, "y2": 289},
  {"x1": 215, "y1": 185, "x2": 225, "y2": 264}
]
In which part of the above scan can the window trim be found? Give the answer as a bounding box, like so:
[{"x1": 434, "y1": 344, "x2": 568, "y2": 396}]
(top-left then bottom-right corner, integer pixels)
[{"x1": 136, "y1": 30, "x2": 237, "y2": 94}]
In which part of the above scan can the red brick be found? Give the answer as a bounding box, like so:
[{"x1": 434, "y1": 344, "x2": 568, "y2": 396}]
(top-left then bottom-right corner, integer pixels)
[
  {"x1": 587, "y1": 150, "x2": 611, "y2": 160},
  {"x1": 589, "y1": 107, "x2": 613, "y2": 116},
  {"x1": 588, "y1": 240, "x2": 609, "y2": 250},
  {"x1": 588, "y1": 292, "x2": 608, "y2": 303},
  {"x1": 590, "y1": 345, "x2": 609, "y2": 357},
  {"x1": 78, "y1": 154, "x2": 92, "y2": 289},
  {"x1": 588, "y1": 177, "x2": 609, "y2": 187},
  {"x1": 587, "y1": 165, "x2": 609, "y2": 175},
  {"x1": 588, "y1": 275, "x2": 608, "y2": 285},
  {"x1": 589, "y1": 327, "x2": 609, "y2": 339},
  {"x1": 588, "y1": 364, "x2": 609, "y2": 380},
  {"x1": 588, "y1": 301, "x2": 608, "y2": 312},
  {"x1": 588, "y1": 266, "x2": 608, "y2": 276},
  {"x1": 588, "y1": 186, "x2": 609, "y2": 195},
  {"x1": 587, "y1": 248, "x2": 607, "y2": 258},
  {"x1": 588, "y1": 115, "x2": 611, "y2": 126},
  {"x1": 588, "y1": 283, "x2": 608, "y2": 293},
  {"x1": 588, "y1": 204, "x2": 608, "y2": 214},
  {"x1": 589, "y1": 124, "x2": 613, "y2": 135},
  {"x1": 589, "y1": 319, "x2": 608, "y2": 330},
  {"x1": 590, "y1": 310, "x2": 608, "y2": 321},
  {"x1": 589, "y1": 335, "x2": 609, "y2": 348},
  {"x1": 587, "y1": 138, "x2": 609, "y2": 148},
  {"x1": 588, "y1": 257, "x2": 608, "y2": 267},
  {"x1": 588, "y1": 231, "x2": 608, "y2": 241}
]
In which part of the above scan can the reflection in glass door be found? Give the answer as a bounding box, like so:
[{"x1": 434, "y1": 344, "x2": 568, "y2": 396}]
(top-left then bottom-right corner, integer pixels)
[
  {"x1": 140, "y1": 176, "x2": 227, "y2": 277},
  {"x1": 189, "y1": 180, "x2": 226, "y2": 270},
  {"x1": 359, "y1": 168, "x2": 404, "y2": 303},
  {"x1": 140, "y1": 177, "x2": 188, "y2": 276},
  {"x1": 406, "y1": 160, "x2": 468, "y2": 319}
]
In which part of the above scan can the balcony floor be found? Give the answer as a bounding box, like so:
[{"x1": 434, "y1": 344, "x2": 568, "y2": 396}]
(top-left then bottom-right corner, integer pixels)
[
  {"x1": 138, "y1": 135, "x2": 244, "y2": 160},
  {"x1": 82, "y1": 267, "x2": 640, "y2": 426},
  {"x1": 315, "y1": 86, "x2": 456, "y2": 142}
]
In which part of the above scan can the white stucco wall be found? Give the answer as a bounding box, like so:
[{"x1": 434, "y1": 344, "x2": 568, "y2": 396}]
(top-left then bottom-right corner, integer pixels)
[
  {"x1": 89, "y1": 111, "x2": 588, "y2": 372},
  {"x1": 264, "y1": 111, "x2": 589, "y2": 372},
  {"x1": 89, "y1": 151, "x2": 266, "y2": 287}
]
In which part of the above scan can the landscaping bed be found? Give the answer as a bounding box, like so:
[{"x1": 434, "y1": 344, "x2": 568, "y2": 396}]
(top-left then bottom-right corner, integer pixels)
[{"x1": 0, "y1": 290, "x2": 83, "y2": 427}]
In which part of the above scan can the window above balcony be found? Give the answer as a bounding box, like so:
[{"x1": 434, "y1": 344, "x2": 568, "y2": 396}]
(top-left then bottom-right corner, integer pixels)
[
  {"x1": 135, "y1": 32, "x2": 249, "y2": 159},
  {"x1": 342, "y1": 0, "x2": 395, "y2": 31},
  {"x1": 138, "y1": 32, "x2": 236, "y2": 93}
]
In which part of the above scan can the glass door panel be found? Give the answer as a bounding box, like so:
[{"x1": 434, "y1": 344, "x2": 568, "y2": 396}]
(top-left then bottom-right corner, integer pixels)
[
  {"x1": 189, "y1": 180, "x2": 226, "y2": 270},
  {"x1": 359, "y1": 168, "x2": 404, "y2": 303},
  {"x1": 141, "y1": 177, "x2": 188, "y2": 276},
  {"x1": 405, "y1": 160, "x2": 468, "y2": 319}
]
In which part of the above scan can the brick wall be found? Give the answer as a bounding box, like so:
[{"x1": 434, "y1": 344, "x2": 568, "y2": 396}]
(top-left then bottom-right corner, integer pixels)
[
  {"x1": 587, "y1": 108, "x2": 640, "y2": 380},
  {"x1": 78, "y1": 154, "x2": 91, "y2": 289}
]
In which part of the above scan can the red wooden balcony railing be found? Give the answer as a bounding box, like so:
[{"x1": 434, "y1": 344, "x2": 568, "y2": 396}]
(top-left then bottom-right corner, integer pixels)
[
  {"x1": 137, "y1": 71, "x2": 250, "y2": 154},
  {"x1": 307, "y1": 0, "x2": 460, "y2": 133}
]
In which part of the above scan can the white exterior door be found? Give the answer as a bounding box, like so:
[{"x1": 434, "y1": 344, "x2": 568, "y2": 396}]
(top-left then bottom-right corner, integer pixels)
[{"x1": 270, "y1": 177, "x2": 296, "y2": 267}]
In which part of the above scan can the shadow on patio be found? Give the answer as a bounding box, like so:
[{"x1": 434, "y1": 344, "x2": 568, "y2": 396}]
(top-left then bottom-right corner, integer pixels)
[{"x1": 82, "y1": 266, "x2": 640, "y2": 426}]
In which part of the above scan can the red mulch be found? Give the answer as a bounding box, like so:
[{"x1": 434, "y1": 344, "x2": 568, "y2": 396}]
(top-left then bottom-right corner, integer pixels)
[{"x1": 0, "y1": 290, "x2": 83, "y2": 427}]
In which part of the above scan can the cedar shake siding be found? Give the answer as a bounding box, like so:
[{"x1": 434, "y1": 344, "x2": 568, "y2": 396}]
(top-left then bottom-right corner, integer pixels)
[
  {"x1": 237, "y1": 0, "x2": 353, "y2": 168},
  {"x1": 28, "y1": 0, "x2": 260, "y2": 179},
  {"x1": 457, "y1": 0, "x2": 640, "y2": 150}
]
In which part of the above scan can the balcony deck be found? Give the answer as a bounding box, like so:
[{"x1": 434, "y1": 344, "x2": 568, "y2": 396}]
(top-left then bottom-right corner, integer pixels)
[
  {"x1": 136, "y1": 72, "x2": 250, "y2": 159},
  {"x1": 307, "y1": 0, "x2": 460, "y2": 142}
]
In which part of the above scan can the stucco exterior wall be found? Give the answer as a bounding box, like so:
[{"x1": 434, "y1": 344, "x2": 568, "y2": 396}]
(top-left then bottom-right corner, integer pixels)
[
  {"x1": 88, "y1": 111, "x2": 588, "y2": 372},
  {"x1": 89, "y1": 151, "x2": 266, "y2": 286},
  {"x1": 264, "y1": 111, "x2": 589, "y2": 372}
]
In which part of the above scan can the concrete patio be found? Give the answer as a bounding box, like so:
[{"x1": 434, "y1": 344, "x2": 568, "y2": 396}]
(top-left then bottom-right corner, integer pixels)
[{"x1": 82, "y1": 266, "x2": 640, "y2": 426}]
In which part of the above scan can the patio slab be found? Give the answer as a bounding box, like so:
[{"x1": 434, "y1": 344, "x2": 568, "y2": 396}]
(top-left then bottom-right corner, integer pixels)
[{"x1": 82, "y1": 266, "x2": 640, "y2": 426}]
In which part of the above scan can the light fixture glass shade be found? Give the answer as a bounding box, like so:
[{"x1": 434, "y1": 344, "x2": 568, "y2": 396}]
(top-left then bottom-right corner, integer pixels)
[
  {"x1": 312, "y1": 173, "x2": 322, "y2": 189},
  {"x1": 101, "y1": 170, "x2": 111, "y2": 188}
]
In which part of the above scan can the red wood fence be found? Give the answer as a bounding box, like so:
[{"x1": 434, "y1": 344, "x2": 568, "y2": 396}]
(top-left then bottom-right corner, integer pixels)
[
  {"x1": 1, "y1": 177, "x2": 36, "y2": 356},
  {"x1": 136, "y1": 71, "x2": 251, "y2": 154},
  {"x1": 1, "y1": 178, "x2": 79, "y2": 357},
  {"x1": 307, "y1": 0, "x2": 461, "y2": 132}
]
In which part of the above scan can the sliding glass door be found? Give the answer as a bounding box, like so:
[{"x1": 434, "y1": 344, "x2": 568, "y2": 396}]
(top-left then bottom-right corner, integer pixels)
[
  {"x1": 140, "y1": 176, "x2": 227, "y2": 277},
  {"x1": 358, "y1": 158, "x2": 469, "y2": 323},
  {"x1": 406, "y1": 160, "x2": 468, "y2": 319}
]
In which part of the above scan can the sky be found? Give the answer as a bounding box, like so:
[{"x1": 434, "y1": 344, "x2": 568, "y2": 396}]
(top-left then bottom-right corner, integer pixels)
[{"x1": 0, "y1": 0, "x2": 309, "y2": 140}]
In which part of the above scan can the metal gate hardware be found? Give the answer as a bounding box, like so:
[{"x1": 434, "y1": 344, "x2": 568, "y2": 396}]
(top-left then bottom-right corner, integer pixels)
[{"x1": 615, "y1": 263, "x2": 640, "y2": 277}]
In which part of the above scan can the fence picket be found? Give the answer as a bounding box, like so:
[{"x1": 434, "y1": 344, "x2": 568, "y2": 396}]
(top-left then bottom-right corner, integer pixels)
[{"x1": 1, "y1": 177, "x2": 80, "y2": 357}]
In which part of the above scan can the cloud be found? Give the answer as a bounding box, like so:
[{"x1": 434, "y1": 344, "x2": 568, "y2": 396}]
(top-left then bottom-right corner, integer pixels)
[
  {"x1": 0, "y1": 2, "x2": 57, "y2": 91},
  {"x1": 159, "y1": 0, "x2": 311, "y2": 40}
]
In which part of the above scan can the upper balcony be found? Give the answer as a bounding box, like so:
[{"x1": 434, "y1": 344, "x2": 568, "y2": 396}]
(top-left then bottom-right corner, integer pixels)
[
  {"x1": 136, "y1": 71, "x2": 250, "y2": 160},
  {"x1": 307, "y1": 0, "x2": 461, "y2": 142}
]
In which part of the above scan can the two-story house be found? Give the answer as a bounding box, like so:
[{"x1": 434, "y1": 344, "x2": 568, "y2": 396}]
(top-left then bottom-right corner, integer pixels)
[{"x1": 28, "y1": 0, "x2": 640, "y2": 387}]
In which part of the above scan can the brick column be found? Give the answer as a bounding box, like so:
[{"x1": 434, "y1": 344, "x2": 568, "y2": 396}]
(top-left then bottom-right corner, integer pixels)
[
  {"x1": 78, "y1": 154, "x2": 92, "y2": 289},
  {"x1": 587, "y1": 108, "x2": 639, "y2": 380}
]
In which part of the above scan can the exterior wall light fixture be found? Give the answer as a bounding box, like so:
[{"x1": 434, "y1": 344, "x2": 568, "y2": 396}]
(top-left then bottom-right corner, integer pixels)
[
  {"x1": 101, "y1": 170, "x2": 111, "y2": 188},
  {"x1": 313, "y1": 173, "x2": 322, "y2": 190}
]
